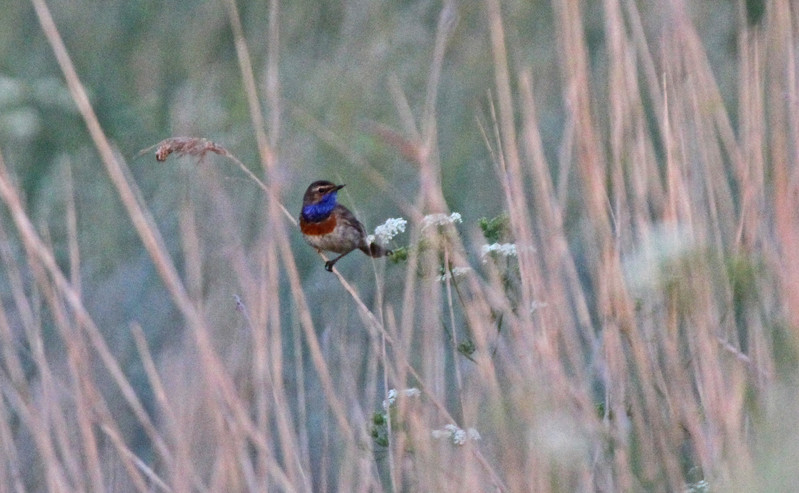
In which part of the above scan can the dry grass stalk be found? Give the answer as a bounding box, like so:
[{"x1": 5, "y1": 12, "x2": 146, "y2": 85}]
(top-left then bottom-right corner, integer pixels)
[
  {"x1": 149, "y1": 137, "x2": 229, "y2": 162},
  {"x1": 1, "y1": 0, "x2": 796, "y2": 491}
]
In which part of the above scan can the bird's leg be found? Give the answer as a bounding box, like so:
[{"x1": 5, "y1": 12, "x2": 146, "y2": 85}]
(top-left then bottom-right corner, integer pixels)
[{"x1": 325, "y1": 251, "x2": 352, "y2": 272}]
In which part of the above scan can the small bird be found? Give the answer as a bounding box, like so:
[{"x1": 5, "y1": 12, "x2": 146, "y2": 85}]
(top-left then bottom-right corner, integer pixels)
[{"x1": 299, "y1": 180, "x2": 392, "y2": 272}]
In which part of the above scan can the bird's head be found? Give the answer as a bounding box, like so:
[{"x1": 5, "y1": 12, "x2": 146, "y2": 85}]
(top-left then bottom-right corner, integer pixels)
[
  {"x1": 303, "y1": 180, "x2": 345, "y2": 205},
  {"x1": 301, "y1": 180, "x2": 345, "y2": 222}
]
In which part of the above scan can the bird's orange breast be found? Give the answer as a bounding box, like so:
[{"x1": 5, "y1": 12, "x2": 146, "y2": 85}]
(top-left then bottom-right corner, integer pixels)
[{"x1": 300, "y1": 214, "x2": 337, "y2": 236}]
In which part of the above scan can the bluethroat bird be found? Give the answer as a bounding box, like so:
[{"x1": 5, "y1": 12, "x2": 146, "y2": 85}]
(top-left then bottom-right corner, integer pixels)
[{"x1": 300, "y1": 180, "x2": 392, "y2": 272}]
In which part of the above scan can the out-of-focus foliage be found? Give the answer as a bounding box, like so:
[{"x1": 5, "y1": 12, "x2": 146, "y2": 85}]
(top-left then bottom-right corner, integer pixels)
[
  {"x1": 2, "y1": 0, "x2": 739, "y2": 220},
  {"x1": 0, "y1": 0, "x2": 751, "y2": 488}
]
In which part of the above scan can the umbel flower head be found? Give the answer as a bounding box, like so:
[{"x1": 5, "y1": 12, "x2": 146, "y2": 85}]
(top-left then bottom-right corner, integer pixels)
[
  {"x1": 432, "y1": 424, "x2": 481, "y2": 446},
  {"x1": 481, "y1": 242, "x2": 518, "y2": 262},
  {"x1": 421, "y1": 212, "x2": 463, "y2": 231},
  {"x1": 382, "y1": 387, "x2": 421, "y2": 409},
  {"x1": 368, "y1": 217, "x2": 408, "y2": 246}
]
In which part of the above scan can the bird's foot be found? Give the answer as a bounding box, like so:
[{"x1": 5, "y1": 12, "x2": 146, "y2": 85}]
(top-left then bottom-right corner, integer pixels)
[{"x1": 324, "y1": 260, "x2": 335, "y2": 272}]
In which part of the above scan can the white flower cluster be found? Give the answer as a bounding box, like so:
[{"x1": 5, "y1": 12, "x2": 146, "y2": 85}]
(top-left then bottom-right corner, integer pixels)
[
  {"x1": 684, "y1": 479, "x2": 709, "y2": 493},
  {"x1": 481, "y1": 242, "x2": 518, "y2": 261},
  {"x1": 382, "y1": 387, "x2": 421, "y2": 410},
  {"x1": 369, "y1": 217, "x2": 407, "y2": 245},
  {"x1": 530, "y1": 300, "x2": 548, "y2": 314},
  {"x1": 421, "y1": 212, "x2": 463, "y2": 231},
  {"x1": 438, "y1": 266, "x2": 472, "y2": 282},
  {"x1": 432, "y1": 424, "x2": 481, "y2": 446}
]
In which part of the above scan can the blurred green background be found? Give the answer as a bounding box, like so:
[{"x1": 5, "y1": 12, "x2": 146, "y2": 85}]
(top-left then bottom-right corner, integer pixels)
[
  {"x1": 0, "y1": 0, "x2": 741, "y2": 268},
  {"x1": 0, "y1": 0, "x2": 743, "y2": 467}
]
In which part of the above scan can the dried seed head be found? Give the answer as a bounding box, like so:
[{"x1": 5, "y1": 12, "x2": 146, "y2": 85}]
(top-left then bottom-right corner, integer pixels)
[{"x1": 139, "y1": 137, "x2": 229, "y2": 162}]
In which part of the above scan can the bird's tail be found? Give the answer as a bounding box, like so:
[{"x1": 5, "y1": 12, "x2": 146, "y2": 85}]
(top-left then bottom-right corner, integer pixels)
[{"x1": 362, "y1": 242, "x2": 392, "y2": 258}]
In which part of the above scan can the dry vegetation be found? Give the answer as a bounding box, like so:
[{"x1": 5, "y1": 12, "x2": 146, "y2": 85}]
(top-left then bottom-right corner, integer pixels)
[{"x1": 0, "y1": 0, "x2": 796, "y2": 491}]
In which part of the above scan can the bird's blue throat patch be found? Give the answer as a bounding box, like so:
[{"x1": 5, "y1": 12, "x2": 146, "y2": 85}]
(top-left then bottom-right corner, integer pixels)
[{"x1": 302, "y1": 192, "x2": 338, "y2": 222}]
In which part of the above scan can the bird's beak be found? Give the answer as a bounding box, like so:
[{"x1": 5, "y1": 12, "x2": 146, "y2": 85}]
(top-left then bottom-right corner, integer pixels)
[{"x1": 334, "y1": 184, "x2": 345, "y2": 191}]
